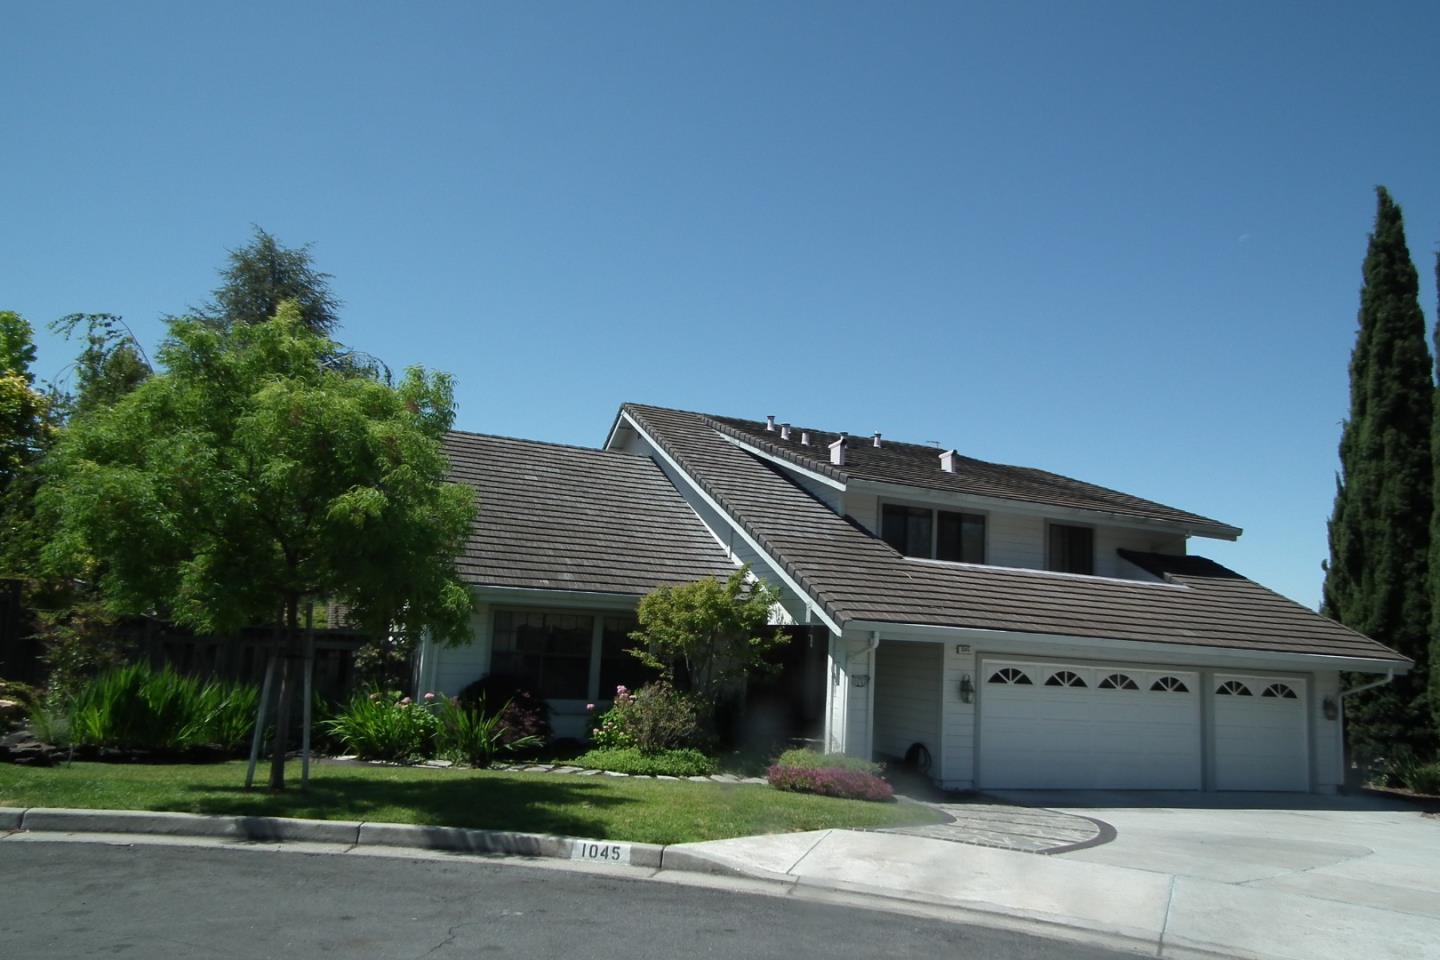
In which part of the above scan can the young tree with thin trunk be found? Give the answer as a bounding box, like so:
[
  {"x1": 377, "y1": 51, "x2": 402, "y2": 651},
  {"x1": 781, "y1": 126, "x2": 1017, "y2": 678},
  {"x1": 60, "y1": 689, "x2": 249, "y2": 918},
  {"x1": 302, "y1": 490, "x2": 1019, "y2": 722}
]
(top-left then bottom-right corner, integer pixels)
[
  {"x1": 39, "y1": 303, "x2": 476, "y2": 789},
  {"x1": 1323, "y1": 186, "x2": 1434, "y2": 759}
]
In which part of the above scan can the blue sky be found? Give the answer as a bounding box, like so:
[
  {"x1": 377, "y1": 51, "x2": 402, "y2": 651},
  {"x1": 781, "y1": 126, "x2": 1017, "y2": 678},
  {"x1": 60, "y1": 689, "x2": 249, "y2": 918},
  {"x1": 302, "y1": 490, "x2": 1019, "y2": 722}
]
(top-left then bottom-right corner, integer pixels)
[{"x1": 5, "y1": 2, "x2": 1439, "y2": 608}]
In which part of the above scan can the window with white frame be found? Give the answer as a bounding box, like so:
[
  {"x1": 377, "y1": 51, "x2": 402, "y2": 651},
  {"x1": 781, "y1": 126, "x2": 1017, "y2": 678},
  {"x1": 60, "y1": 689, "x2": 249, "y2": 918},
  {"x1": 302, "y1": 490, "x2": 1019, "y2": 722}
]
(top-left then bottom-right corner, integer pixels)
[
  {"x1": 491, "y1": 610, "x2": 594, "y2": 700},
  {"x1": 881, "y1": 503, "x2": 985, "y2": 563},
  {"x1": 1047, "y1": 523, "x2": 1094, "y2": 575}
]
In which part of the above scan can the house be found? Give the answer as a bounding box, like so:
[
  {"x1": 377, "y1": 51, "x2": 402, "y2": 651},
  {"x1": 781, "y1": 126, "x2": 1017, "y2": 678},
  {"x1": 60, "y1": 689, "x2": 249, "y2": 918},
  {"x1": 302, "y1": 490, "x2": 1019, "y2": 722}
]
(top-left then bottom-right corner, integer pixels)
[{"x1": 414, "y1": 403, "x2": 1409, "y2": 793}]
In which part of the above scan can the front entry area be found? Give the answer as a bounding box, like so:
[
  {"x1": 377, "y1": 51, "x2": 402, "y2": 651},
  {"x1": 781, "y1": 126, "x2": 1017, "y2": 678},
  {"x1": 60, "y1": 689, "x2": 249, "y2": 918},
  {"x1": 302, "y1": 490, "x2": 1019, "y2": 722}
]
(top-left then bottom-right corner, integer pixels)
[{"x1": 978, "y1": 659, "x2": 1202, "y2": 790}]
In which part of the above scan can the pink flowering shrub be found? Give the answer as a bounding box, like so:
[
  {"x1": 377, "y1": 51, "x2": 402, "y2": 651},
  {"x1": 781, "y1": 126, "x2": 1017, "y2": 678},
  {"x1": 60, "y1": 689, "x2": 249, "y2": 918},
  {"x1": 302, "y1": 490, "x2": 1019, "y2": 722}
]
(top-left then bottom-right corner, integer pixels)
[
  {"x1": 590, "y1": 681, "x2": 705, "y2": 753},
  {"x1": 767, "y1": 764, "x2": 895, "y2": 803}
]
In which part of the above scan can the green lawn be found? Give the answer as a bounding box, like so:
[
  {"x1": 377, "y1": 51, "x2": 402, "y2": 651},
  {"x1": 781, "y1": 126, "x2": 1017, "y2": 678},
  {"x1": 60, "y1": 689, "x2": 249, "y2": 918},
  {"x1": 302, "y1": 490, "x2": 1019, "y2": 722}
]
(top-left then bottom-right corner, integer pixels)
[{"x1": 0, "y1": 761, "x2": 943, "y2": 844}]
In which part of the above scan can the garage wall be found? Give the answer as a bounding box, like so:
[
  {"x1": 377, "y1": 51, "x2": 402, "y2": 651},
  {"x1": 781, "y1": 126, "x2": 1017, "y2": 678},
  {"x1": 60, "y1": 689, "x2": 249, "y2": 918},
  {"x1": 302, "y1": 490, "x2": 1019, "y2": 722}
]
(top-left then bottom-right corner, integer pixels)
[
  {"x1": 872, "y1": 641, "x2": 942, "y2": 762},
  {"x1": 939, "y1": 644, "x2": 977, "y2": 789},
  {"x1": 845, "y1": 641, "x2": 873, "y2": 759},
  {"x1": 1313, "y1": 671, "x2": 1342, "y2": 791}
]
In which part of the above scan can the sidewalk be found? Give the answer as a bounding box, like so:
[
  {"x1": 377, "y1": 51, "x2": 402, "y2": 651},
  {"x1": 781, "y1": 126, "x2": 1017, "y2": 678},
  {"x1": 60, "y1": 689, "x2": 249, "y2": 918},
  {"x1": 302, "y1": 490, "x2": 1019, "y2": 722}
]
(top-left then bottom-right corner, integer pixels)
[{"x1": 671, "y1": 826, "x2": 1440, "y2": 960}]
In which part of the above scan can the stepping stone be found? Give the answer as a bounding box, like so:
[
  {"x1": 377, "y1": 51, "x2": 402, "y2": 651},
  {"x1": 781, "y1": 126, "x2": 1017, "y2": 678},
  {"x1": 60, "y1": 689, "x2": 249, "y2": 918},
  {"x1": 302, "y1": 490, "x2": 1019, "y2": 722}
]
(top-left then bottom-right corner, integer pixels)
[
  {"x1": 552, "y1": 766, "x2": 581, "y2": 774},
  {"x1": 603, "y1": 770, "x2": 627, "y2": 777},
  {"x1": 655, "y1": 775, "x2": 678, "y2": 781},
  {"x1": 710, "y1": 773, "x2": 740, "y2": 783},
  {"x1": 422, "y1": 759, "x2": 454, "y2": 768},
  {"x1": 740, "y1": 777, "x2": 767, "y2": 785},
  {"x1": 686, "y1": 776, "x2": 710, "y2": 782},
  {"x1": 523, "y1": 765, "x2": 553, "y2": 772},
  {"x1": 574, "y1": 769, "x2": 601, "y2": 776}
]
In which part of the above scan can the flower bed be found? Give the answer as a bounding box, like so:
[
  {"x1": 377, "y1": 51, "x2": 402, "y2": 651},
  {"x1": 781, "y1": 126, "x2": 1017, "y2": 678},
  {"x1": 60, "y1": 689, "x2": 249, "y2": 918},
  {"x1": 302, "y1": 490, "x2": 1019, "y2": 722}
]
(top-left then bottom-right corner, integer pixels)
[{"x1": 767, "y1": 763, "x2": 894, "y2": 802}]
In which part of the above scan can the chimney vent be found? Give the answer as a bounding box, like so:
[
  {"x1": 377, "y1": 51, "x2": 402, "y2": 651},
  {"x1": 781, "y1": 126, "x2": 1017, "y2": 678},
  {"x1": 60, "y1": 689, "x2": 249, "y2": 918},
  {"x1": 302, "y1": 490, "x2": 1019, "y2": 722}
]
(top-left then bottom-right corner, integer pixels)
[
  {"x1": 872, "y1": 432, "x2": 882, "y2": 448},
  {"x1": 829, "y1": 433, "x2": 848, "y2": 467},
  {"x1": 780, "y1": 422, "x2": 792, "y2": 440},
  {"x1": 939, "y1": 449, "x2": 958, "y2": 473},
  {"x1": 800, "y1": 431, "x2": 811, "y2": 446},
  {"x1": 765, "y1": 415, "x2": 776, "y2": 431}
]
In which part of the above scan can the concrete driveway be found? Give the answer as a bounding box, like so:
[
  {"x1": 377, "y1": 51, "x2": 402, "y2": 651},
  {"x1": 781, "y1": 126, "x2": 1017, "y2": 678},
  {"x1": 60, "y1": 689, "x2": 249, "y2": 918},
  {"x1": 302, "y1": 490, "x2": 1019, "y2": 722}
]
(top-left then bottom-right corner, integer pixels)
[{"x1": 677, "y1": 790, "x2": 1440, "y2": 959}]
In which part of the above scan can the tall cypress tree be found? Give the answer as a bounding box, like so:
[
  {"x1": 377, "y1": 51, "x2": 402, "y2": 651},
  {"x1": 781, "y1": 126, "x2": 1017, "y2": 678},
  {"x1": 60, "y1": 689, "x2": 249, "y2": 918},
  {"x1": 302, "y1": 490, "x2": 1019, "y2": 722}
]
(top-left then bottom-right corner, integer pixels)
[
  {"x1": 1432, "y1": 251, "x2": 1440, "y2": 739},
  {"x1": 1323, "y1": 186, "x2": 1434, "y2": 760}
]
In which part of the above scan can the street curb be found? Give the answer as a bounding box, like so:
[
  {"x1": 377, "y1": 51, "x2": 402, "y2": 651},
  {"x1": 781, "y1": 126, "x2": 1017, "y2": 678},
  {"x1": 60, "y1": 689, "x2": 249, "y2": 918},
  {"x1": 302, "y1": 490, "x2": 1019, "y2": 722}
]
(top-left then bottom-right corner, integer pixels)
[{"x1": 4, "y1": 807, "x2": 669, "y2": 869}]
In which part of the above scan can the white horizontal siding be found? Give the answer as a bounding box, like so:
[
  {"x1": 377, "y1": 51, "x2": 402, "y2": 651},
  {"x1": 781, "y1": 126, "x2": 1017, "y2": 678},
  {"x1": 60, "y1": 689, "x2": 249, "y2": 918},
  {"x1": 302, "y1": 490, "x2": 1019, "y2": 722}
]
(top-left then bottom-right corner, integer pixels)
[
  {"x1": 431, "y1": 604, "x2": 493, "y2": 697},
  {"x1": 940, "y1": 645, "x2": 976, "y2": 789},
  {"x1": 1095, "y1": 527, "x2": 1185, "y2": 577},
  {"x1": 846, "y1": 492, "x2": 880, "y2": 535},
  {"x1": 845, "y1": 641, "x2": 873, "y2": 759},
  {"x1": 872, "y1": 640, "x2": 942, "y2": 764},
  {"x1": 987, "y1": 511, "x2": 1045, "y2": 569}
]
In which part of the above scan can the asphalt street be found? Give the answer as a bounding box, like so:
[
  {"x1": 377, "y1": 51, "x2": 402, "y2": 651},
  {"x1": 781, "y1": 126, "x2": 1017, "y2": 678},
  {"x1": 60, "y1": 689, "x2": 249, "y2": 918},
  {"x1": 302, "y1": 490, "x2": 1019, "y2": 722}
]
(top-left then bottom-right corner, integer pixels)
[{"x1": 2, "y1": 840, "x2": 1137, "y2": 959}]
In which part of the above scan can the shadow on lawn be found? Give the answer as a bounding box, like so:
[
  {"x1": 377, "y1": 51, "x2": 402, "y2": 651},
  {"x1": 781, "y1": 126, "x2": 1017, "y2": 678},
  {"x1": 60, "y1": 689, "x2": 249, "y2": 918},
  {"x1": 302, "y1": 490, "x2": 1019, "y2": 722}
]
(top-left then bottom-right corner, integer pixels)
[{"x1": 174, "y1": 772, "x2": 633, "y2": 840}]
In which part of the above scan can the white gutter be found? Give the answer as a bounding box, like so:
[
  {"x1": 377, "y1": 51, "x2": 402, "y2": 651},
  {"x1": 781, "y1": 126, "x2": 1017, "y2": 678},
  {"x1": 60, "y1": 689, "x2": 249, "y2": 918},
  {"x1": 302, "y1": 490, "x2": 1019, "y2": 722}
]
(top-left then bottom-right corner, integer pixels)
[{"x1": 618, "y1": 410, "x2": 843, "y2": 635}]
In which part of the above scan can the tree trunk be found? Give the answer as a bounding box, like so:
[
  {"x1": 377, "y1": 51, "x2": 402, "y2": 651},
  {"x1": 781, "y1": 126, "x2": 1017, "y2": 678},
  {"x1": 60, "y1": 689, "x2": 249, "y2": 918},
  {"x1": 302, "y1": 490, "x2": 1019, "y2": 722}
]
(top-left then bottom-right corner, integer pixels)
[{"x1": 268, "y1": 595, "x2": 301, "y2": 791}]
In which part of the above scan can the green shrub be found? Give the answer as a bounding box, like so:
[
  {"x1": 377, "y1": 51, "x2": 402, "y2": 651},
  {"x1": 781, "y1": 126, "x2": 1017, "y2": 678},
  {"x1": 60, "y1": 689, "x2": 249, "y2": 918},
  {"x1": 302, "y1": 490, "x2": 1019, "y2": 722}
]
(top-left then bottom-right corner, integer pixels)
[
  {"x1": 1407, "y1": 761, "x2": 1440, "y2": 796},
  {"x1": 68, "y1": 662, "x2": 258, "y2": 753},
  {"x1": 323, "y1": 690, "x2": 439, "y2": 762},
  {"x1": 573, "y1": 746, "x2": 716, "y2": 777},
  {"x1": 435, "y1": 696, "x2": 542, "y2": 767},
  {"x1": 590, "y1": 681, "x2": 704, "y2": 753},
  {"x1": 774, "y1": 747, "x2": 883, "y2": 775}
]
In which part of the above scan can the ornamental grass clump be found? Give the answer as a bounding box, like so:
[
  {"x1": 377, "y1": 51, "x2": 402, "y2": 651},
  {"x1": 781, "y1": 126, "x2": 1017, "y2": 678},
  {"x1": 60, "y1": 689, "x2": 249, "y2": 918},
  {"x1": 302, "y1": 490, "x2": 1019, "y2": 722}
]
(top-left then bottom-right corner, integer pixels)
[
  {"x1": 67, "y1": 662, "x2": 259, "y2": 754},
  {"x1": 324, "y1": 689, "x2": 440, "y2": 762},
  {"x1": 434, "y1": 695, "x2": 541, "y2": 767},
  {"x1": 767, "y1": 764, "x2": 894, "y2": 803}
]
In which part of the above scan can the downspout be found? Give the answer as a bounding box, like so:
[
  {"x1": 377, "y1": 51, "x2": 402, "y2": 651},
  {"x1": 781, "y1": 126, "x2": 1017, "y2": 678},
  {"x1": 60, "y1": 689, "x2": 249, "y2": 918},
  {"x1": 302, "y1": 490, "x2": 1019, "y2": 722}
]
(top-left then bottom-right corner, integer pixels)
[{"x1": 1337, "y1": 670, "x2": 1395, "y2": 788}]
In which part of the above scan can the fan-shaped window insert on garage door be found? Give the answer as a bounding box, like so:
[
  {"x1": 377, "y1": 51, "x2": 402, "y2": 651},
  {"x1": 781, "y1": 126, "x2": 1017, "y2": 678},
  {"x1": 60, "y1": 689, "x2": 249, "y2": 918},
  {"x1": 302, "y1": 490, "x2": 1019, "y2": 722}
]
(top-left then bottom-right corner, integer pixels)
[
  {"x1": 988, "y1": 667, "x2": 1032, "y2": 685},
  {"x1": 1151, "y1": 675, "x2": 1189, "y2": 692},
  {"x1": 977, "y1": 661, "x2": 1201, "y2": 790},
  {"x1": 1212, "y1": 674, "x2": 1308, "y2": 791}
]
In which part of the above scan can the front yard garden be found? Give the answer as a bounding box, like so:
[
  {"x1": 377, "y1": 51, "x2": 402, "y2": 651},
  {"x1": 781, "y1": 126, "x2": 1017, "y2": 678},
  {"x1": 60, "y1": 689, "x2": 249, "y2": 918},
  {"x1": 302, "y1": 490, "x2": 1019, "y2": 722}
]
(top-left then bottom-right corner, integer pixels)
[{"x1": 0, "y1": 760, "x2": 943, "y2": 844}]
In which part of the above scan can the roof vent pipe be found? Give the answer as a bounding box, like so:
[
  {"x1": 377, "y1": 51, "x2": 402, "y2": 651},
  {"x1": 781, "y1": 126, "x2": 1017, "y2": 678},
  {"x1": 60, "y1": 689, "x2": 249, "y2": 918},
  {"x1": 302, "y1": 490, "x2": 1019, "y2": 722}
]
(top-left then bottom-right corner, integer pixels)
[
  {"x1": 829, "y1": 434, "x2": 848, "y2": 467},
  {"x1": 765, "y1": 415, "x2": 776, "y2": 431},
  {"x1": 872, "y1": 432, "x2": 882, "y2": 448},
  {"x1": 780, "y1": 423, "x2": 792, "y2": 440},
  {"x1": 800, "y1": 431, "x2": 811, "y2": 446},
  {"x1": 939, "y1": 450, "x2": 958, "y2": 473}
]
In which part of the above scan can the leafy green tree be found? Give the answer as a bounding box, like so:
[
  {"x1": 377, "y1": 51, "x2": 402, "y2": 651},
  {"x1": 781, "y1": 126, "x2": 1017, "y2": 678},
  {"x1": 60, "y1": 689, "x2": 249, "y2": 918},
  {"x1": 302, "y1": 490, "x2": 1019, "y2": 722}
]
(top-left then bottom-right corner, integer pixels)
[
  {"x1": 198, "y1": 227, "x2": 341, "y2": 335},
  {"x1": 629, "y1": 567, "x2": 788, "y2": 722},
  {"x1": 1323, "y1": 187, "x2": 1434, "y2": 759},
  {"x1": 0, "y1": 311, "x2": 53, "y2": 497},
  {"x1": 49, "y1": 313, "x2": 152, "y2": 421},
  {"x1": 40, "y1": 303, "x2": 476, "y2": 788}
]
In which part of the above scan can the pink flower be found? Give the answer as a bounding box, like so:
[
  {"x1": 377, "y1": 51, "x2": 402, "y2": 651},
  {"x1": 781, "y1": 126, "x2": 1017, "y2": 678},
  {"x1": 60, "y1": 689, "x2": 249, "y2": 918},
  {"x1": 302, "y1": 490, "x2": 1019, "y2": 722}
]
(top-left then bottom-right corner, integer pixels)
[
  {"x1": 369, "y1": 692, "x2": 380, "y2": 702},
  {"x1": 615, "y1": 685, "x2": 629, "y2": 696},
  {"x1": 400, "y1": 696, "x2": 412, "y2": 705},
  {"x1": 586, "y1": 703, "x2": 595, "y2": 712},
  {"x1": 423, "y1": 692, "x2": 436, "y2": 702}
]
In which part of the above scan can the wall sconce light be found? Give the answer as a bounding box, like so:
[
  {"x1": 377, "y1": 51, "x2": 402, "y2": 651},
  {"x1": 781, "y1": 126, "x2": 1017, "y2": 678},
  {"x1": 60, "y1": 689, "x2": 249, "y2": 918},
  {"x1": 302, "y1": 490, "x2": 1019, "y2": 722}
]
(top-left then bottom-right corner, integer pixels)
[
  {"x1": 852, "y1": 675, "x2": 870, "y2": 688},
  {"x1": 959, "y1": 674, "x2": 974, "y2": 703},
  {"x1": 1322, "y1": 696, "x2": 1339, "y2": 721}
]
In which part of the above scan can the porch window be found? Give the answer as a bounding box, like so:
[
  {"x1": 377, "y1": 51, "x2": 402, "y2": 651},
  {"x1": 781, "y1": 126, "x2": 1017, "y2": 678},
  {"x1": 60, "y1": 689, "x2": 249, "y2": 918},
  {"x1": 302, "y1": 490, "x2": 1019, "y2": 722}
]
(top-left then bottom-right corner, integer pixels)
[
  {"x1": 881, "y1": 504, "x2": 932, "y2": 557},
  {"x1": 598, "y1": 615, "x2": 654, "y2": 696},
  {"x1": 1047, "y1": 523, "x2": 1094, "y2": 575},
  {"x1": 491, "y1": 610, "x2": 594, "y2": 700}
]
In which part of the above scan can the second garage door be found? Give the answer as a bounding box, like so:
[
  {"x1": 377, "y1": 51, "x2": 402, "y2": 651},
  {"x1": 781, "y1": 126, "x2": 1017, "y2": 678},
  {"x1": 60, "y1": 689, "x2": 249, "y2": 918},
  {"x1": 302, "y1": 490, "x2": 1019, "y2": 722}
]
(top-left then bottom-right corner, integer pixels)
[{"x1": 978, "y1": 660, "x2": 1202, "y2": 790}]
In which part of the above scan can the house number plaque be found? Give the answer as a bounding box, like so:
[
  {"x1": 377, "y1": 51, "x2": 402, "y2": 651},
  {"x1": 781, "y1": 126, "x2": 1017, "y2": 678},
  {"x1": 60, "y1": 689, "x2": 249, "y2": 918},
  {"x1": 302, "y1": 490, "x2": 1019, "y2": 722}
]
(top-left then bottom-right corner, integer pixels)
[{"x1": 571, "y1": 840, "x2": 631, "y2": 865}]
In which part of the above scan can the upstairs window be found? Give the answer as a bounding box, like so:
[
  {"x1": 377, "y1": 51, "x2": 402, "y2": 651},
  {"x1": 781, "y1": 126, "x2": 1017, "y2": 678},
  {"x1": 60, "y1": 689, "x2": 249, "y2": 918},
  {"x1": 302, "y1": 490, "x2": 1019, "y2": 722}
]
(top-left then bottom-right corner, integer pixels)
[
  {"x1": 882, "y1": 504, "x2": 932, "y2": 558},
  {"x1": 882, "y1": 503, "x2": 985, "y2": 563},
  {"x1": 1048, "y1": 523, "x2": 1094, "y2": 575}
]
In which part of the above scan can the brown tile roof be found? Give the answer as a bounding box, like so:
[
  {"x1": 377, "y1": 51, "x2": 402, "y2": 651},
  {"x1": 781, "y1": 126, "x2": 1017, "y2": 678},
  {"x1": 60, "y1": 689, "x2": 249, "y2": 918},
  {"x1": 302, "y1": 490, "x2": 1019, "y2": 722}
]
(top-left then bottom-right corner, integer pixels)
[
  {"x1": 621, "y1": 403, "x2": 1406, "y2": 664},
  {"x1": 703, "y1": 413, "x2": 1240, "y2": 538},
  {"x1": 443, "y1": 431, "x2": 735, "y2": 596}
]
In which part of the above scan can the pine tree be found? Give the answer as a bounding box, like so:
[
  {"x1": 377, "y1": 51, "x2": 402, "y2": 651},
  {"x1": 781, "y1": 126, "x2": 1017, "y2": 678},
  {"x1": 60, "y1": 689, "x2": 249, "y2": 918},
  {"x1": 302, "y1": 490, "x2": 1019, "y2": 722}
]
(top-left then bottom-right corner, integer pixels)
[{"x1": 1323, "y1": 187, "x2": 1434, "y2": 760}]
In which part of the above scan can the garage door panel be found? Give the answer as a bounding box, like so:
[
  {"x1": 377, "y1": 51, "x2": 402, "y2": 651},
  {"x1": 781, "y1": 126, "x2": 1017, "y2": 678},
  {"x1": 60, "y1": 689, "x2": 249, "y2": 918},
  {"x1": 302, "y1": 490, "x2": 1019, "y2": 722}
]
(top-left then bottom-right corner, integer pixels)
[
  {"x1": 1213, "y1": 674, "x2": 1308, "y2": 791},
  {"x1": 979, "y1": 661, "x2": 1201, "y2": 790}
]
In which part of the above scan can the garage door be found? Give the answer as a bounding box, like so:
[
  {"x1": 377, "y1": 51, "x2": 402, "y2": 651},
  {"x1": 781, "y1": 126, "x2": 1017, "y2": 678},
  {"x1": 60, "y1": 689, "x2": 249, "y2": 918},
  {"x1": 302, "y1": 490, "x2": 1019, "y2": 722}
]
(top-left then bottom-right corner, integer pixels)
[
  {"x1": 978, "y1": 660, "x2": 1202, "y2": 790},
  {"x1": 1212, "y1": 674, "x2": 1309, "y2": 791}
]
